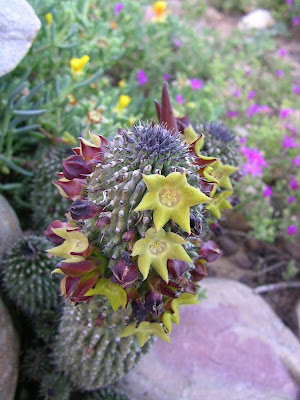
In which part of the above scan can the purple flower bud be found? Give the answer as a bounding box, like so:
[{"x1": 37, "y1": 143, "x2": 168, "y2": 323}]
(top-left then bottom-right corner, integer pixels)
[
  {"x1": 229, "y1": 196, "x2": 240, "y2": 206},
  {"x1": 227, "y1": 110, "x2": 239, "y2": 119},
  {"x1": 167, "y1": 259, "x2": 187, "y2": 280},
  {"x1": 288, "y1": 196, "x2": 295, "y2": 204},
  {"x1": 198, "y1": 240, "x2": 222, "y2": 262},
  {"x1": 111, "y1": 260, "x2": 138, "y2": 288},
  {"x1": 96, "y1": 216, "x2": 110, "y2": 229},
  {"x1": 122, "y1": 229, "x2": 136, "y2": 242},
  {"x1": 114, "y1": 2, "x2": 123, "y2": 16},
  {"x1": 210, "y1": 223, "x2": 224, "y2": 236},
  {"x1": 63, "y1": 155, "x2": 92, "y2": 180},
  {"x1": 144, "y1": 291, "x2": 164, "y2": 317},
  {"x1": 70, "y1": 200, "x2": 101, "y2": 221},
  {"x1": 44, "y1": 220, "x2": 75, "y2": 244},
  {"x1": 290, "y1": 177, "x2": 299, "y2": 191},
  {"x1": 131, "y1": 301, "x2": 147, "y2": 322},
  {"x1": 287, "y1": 225, "x2": 297, "y2": 235},
  {"x1": 137, "y1": 69, "x2": 148, "y2": 86},
  {"x1": 263, "y1": 186, "x2": 272, "y2": 197}
]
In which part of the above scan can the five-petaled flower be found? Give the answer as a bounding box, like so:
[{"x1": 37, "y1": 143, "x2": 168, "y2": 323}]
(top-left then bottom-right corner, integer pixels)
[
  {"x1": 131, "y1": 227, "x2": 191, "y2": 282},
  {"x1": 135, "y1": 171, "x2": 211, "y2": 233}
]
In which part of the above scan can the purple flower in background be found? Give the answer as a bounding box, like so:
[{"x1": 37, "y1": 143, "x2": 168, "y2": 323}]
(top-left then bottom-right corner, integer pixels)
[
  {"x1": 282, "y1": 135, "x2": 298, "y2": 148},
  {"x1": 287, "y1": 225, "x2": 297, "y2": 235},
  {"x1": 290, "y1": 177, "x2": 299, "y2": 190},
  {"x1": 247, "y1": 90, "x2": 255, "y2": 100},
  {"x1": 227, "y1": 110, "x2": 239, "y2": 119},
  {"x1": 176, "y1": 94, "x2": 185, "y2": 104},
  {"x1": 163, "y1": 74, "x2": 170, "y2": 81},
  {"x1": 277, "y1": 69, "x2": 283, "y2": 78},
  {"x1": 114, "y1": 2, "x2": 123, "y2": 16},
  {"x1": 240, "y1": 146, "x2": 268, "y2": 177},
  {"x1": 190, "y1": 78, "x2": 203, "y2": 90},
  {"x1": 280, "y1": 108, "x2": 293, "y2": 118},
  {"x1": 233, "y1": 89, "x2": 240, "y2": 98},
  {"x1": 288, "y1": 195, "x2": 295, "y2": 204},
  {"x1": 137, "y1": 69, "x2": 148, "y2": 86},
  {"x1": 173, "y1": 38, "x2": 181, "y2": 48},
  {"x1": 263, "y1": 186, "x2": 272, "y2": 197},
  {"x1": 279, "y1": 48, "x2": 287, "y2": 57},
  {"x1": 292, "y1": 17, "x2": 300, "y2": 26},
  {"x1": 240, "y1": 137, "x2": 246, "y2": 145},
  {"x1": 293, "y1": 84, "x2": 300, "y2": 95},
  {"x1": 244, "y1": 67, "x2": 251, "y2": 76},
  {"x1": 286, "y1": 0, "x2": 293, "y2": 5},
  {"x1": 258, "y1": 105, "x2": 272, "y2": 115},
  {"x1": 292, "y1": 155, "x2": 300, "y2": 166},
  {"x1": 286, "y1": 123, "x2": 298, "y2": 135},
  {"x1": 246, "y1": 103, "x2": 259, "y2": 118}
]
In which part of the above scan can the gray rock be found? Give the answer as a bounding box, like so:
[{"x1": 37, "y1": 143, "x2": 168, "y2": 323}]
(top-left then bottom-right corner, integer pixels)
[
  {"x1": 120, "y1": 278, "x2": 300, "y2": 400},
  {"x1": 0, "y1": 295, "x2": 19, "y2": 400},
  {"x1": 0, "y1": 0, "x2": 41, "y2": 77},
  {"x1": 238, "y1": 9, "x2": 275, "y2": 30},
  {"x1": 0, "y1": 194, "x2": 22, "y2": 258}
]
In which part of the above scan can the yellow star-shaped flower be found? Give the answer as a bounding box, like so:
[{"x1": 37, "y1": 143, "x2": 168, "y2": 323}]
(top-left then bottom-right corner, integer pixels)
[
  {"x1": 135, "y1": 172, "x2": 211, "y2": 233},
  {"x1": 120, "y1": 321, "x2": 170, "y2": 347},
  {"x1": 47, "y1": 228, "x2": 89, "y2": 262},
  {"x1": 206, "y1": 190, "x2": 233, "y2": 219},
  {"x1": 162, "y1": 293, "x2": 199, "y2": 333},
  {"x1": 86, "y1": 278, "x2": 127, "y2": 312},
  {"x1": 132, "y1": 227, "x2": 191, "y2": 282},
  {"x1": 204, "y1": 160, "x2": 237, "y2": 196}
]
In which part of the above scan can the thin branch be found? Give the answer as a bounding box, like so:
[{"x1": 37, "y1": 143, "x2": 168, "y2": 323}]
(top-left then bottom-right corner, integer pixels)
[{"x1": 254, "y1": 281, "x2": 300, "y2": 294}]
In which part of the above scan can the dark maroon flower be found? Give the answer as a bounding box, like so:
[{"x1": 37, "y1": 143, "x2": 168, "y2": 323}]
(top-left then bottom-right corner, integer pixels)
[
  {"x1": 44, "y1": 220, "x2": 77, "y2": 244},
  {"x1": 198, "y1": 179, "x2": 216, "y2": 197},
  {"x1": 167, "y1": 259, "x2": 187, "y2": 280},
  {"x1": 190, "y1": 260, "x2": 208, "y2": 282},
  {"x1": 144, "y1": 291, "x2": 164, "y2": 317},
  {"x1": 198, "y1": 240, "x2": 222, "y2": 262},
  {"x1": 111, "y1": 260, "x2": 138, "y2": 288},
  {"x1": 54, "y1": 177, "x2": 85, "y2": 201},
  {"x1": 63, "y1": 155, "x2": 92, "y2": 180},
  {"x1": 57, "y1": 259, "x2": 98, "y2": 277},
  {"x1": 70, "y1": 200, "x2": 101, "y2": 221},
  {"x1": 131, "y1": 301, "x2": 147, "y2": 322}
]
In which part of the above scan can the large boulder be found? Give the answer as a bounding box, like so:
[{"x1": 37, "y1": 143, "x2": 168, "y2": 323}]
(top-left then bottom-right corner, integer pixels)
[
  {"x1": 0, "y1": 195, "x2": 22, "y2": 258},
  {"x1": 238, "y1": 9, "x2": 275, "y2": 30},
  {"x1": 0, "y1": 296, "x2": 20, "y2": 400},
  {"x1": 0, "y1": 0, "x2": 41, "y2": 77},
  {"x1": 120, "y1": 278, "x2": 300, "y2": 400}
]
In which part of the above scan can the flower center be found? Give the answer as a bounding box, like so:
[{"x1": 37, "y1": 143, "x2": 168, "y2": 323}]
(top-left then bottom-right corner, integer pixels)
[
  {"x1": 159, "y1": 188, "x2": 180, "y2": 207},
  {"x1": 149, "y1": 240, "x2": 166, "y2": 254}
]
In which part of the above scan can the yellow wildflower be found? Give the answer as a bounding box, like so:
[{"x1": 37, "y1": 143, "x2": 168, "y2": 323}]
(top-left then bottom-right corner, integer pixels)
[
  {"x1": 47, "y1": 228, "x2": 89, "y2": 263},
  {"x1": 116, "y1": 94, "x2": 131, "y2": 112},
  {"x1": 70, "y1": 55, "x2": 90, "y2": 76},
  {"x1": 45, "y1": 12, "x2": 53, "y2": 26},
  {"x1": 206, "y1": 190, "x2": 233, "y2": 219},
  {"x1": 118, "y1": 79, "x2": 126, "y2": 88},
  {"x1": 153, "y1": 1, "x2": 168, "y2": 21}
]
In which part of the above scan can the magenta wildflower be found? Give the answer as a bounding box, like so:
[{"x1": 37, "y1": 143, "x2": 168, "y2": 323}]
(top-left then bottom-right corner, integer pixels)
[
  {"x1": 279, "y1": 48, "x2": 287, "y2": 57},
  {"x1": 240, "y1": 137, "x2": 246, "y2": 145},
  {"x1": 246, "y1": 103, "x2": 259, "y2": 118},
  {"x1": 244, "y1": 67, "x2": 251, "y2": 76},
  {"x1": 292, "y1": 17, "x2": 300, "y2": 26},
  {"x1": 240, "y1": 146, "x2": 268, "y2": 177},
  {"x1": 137, "y1": 70, "x2": 148, "y2": 86},
  {"x1": 247, "y1": 90, "x2": 255, "y2": 100},
  {"x1": 263, "y1": 186, "x2": 272, "y2": 197},
  {"x1": 280, "y1": 108, "x2": 293, "y2": 118},
  {"x1": 293, "y1": 84, "x2": 300, "y2": 95},
  {"x1": 258, "y1": 105, "x2": 272, "y2": 115},
  {"x1": 292, "y1": 155, "x2": 300, "y2": 166},
  {"x1": 163, "y1": 74, "x2": 170, "y2": 81},
  {"x1": 290, "y1": 177, "x2": 299, "y2": 190},
  {"x1": 286, "y1": 123, "x2": 298, "y2": 135},
  {"x1": 173, "y1": 38, "x2": 181, "y2": 48},
  {"x1": 227, "y1": 110, "x2": 239, "y2": 119},
  {"x1": 114, "y1": 2, "x2": 123, "y2": 16},
  {"x1": 176, "y1": 94, "x2": 185, "y2": 104},
  {"x1": 288, "y1": 195, "x2": 295, "y2": 204},
  {"x1": 286, "y1": 0, "x2": 293, "y2": 6},
  {"x1": 277, "y1": 69, "x2": 283, "y2": 78},
  {"x1": 233, "y1": 89, "x2": 240, "y2": 98},
  {"x1": 190, "y1": 78, "x2": 203, "y2": 91},
  {"x1": 282, "y1": 135, "x2": 298, "y2": 149},
  {"x1": 287, "y1": 225, "x2": 297, "y2": 235}
]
